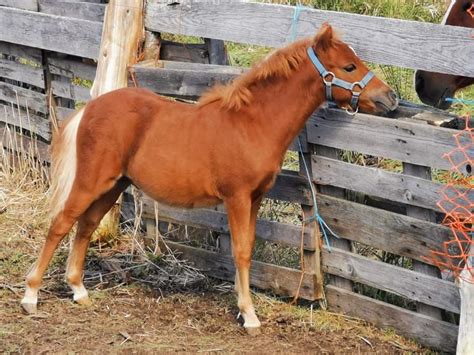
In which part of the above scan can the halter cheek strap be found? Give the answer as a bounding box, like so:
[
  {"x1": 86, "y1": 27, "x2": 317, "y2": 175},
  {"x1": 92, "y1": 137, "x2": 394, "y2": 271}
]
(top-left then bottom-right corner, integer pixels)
[
  {"x1": 468, "y1": 4, "x2": 474, "y2": 19},
  {"x1": 307, "y1": 47, "x2": 375, "y2": 113}
]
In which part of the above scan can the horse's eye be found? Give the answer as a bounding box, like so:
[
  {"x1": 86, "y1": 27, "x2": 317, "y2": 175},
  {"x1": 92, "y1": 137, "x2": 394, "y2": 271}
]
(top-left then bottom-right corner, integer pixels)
[{"x1": 344, "y1": 64, "x2": 356, "y2": 73}]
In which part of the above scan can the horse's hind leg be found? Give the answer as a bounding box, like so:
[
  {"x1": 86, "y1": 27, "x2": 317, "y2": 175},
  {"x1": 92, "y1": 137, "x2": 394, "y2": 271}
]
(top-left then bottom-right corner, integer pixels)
[
  {"x1": 65, "y1": 178, "x2": 130, "y2": 305},
  {"x1": 21, "y1": 189, "x2": 99, "y2": 314}
]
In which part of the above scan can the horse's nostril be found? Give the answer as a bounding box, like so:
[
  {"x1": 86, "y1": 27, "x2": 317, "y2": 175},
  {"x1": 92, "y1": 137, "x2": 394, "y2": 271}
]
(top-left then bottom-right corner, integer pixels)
[{"x1": 389, "y1": 90, "x2": 397, "y2": 102}]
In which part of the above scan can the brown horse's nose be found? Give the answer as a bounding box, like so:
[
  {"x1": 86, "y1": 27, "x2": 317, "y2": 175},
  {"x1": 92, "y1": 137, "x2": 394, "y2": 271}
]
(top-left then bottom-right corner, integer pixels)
[
  {"x1": 388, "y1": 90, "x2": 398, "y2": 107},
  {"x1": 415, "y1": 71, "x2": 425, "y2": 93}
]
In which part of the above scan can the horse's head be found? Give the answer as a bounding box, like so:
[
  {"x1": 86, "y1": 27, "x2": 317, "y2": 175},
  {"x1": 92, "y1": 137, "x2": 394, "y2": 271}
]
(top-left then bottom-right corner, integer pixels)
[
  {"x1": 311, "y1": 23, "x2": 398, "y2": 115},
  {"x1": 415, "y1": 0, "x2": 474, "y2": 109}
]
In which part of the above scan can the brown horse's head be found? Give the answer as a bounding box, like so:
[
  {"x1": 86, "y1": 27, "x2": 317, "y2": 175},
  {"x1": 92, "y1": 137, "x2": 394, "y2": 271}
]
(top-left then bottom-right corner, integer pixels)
[
  {"x1": 415, "y1": 0, "x2": 474, "y2": 109},
  {"x1": 312, "y1": 24, "x2": 398, "y2": 115}
]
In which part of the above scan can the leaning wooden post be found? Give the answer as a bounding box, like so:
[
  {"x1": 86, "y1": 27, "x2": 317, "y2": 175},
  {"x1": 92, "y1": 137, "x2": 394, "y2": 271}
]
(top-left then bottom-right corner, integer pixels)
[
  {"x1": 457, "y1": 255, "x2": 474, "y2": 354},
  {"x1": 91, "y1": 0, "x2": 144, "y2": 239}
]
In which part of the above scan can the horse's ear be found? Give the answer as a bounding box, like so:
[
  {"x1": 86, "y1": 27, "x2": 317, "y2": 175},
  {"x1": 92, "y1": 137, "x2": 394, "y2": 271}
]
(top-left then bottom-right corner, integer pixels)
[{"x1": 314, "y1": 22, "x2": 334, "y2": 51}]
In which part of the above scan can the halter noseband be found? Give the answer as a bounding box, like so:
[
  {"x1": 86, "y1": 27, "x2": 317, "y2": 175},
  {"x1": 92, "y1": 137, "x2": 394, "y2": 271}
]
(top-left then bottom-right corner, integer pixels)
[{"x1": 307, "y1": 47, "x2": 375, "y2": 114}]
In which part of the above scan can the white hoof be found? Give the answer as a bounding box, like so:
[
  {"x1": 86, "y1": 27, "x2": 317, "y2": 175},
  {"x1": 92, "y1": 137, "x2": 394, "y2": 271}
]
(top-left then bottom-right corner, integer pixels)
[
  {"x1": 70, "y1": 284, "x2": 89, "y2": 303},
  {"x1": 21, "y1": 301, "x2": 38, "y2": 314},
  {"x1": 245, "y1": 326, "x2": 261, "y2": 336}
]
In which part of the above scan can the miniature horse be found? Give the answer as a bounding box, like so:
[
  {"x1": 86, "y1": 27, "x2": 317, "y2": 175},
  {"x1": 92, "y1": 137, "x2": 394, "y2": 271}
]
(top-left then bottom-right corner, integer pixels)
[
  {"x1": 415, "y1": 0, "x2": 474, "y2": 109},
  {"x1": 22, "y1": 24, "x2": 398, "y2": 333}
]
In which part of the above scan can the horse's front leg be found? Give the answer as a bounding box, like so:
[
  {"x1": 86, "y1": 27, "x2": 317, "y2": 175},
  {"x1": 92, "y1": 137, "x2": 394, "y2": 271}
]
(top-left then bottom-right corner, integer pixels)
[{"x1": 225, "y1": 194, "x2": 262, "y2": 335}]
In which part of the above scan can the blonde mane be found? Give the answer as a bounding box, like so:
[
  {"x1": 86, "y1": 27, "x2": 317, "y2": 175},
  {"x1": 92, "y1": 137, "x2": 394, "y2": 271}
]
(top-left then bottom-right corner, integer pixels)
[{"x1": 198, "y1": 38, "x2": 313, "y2": 111}]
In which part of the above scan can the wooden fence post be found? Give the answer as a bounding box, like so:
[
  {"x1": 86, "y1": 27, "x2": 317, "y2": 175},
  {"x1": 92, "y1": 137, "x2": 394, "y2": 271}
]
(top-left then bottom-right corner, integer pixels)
[
  {"x1": 403, "y1": 163, "x2": 443, "y2": 320},
  {"x1": 457, "y1": 256, "x2": 474, "y2": 354},
  {"x1": 91, "y1": 0, "x2": 144, "y2": 239},
  {"x1": 299, "y1": 143, "x2": 324, "y2": 300}
]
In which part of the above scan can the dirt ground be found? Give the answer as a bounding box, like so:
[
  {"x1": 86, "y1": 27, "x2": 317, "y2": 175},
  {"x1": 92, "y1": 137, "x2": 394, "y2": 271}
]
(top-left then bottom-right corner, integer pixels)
[
  {"x1": 0, "y1": 159, "x2": 427, "y2": 354},
  {"x1": 0, "y1": 241, "x2": 428, "y2": 354}
]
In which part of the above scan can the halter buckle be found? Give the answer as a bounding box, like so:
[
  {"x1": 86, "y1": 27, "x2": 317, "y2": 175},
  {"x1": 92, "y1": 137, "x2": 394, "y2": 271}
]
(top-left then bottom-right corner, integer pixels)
[
  {"x1": 322, "y1": 71, "x2": 336, "y2": 85},
  {"x1": 351, "y1": 82, "x2": 363, "y2": 92},
  {"x1": 345, "y1": 105, "x2": 359, "y2": 116}
]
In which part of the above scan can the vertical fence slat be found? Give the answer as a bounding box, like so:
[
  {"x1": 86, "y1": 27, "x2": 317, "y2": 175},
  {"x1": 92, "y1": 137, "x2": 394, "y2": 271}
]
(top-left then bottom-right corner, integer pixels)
[
  {"x1": 403, "y1": 163, "x2": 444, "y2": 320},
  {"x1": 315, "y1": 144, "x2": 354, "y2": 291}
]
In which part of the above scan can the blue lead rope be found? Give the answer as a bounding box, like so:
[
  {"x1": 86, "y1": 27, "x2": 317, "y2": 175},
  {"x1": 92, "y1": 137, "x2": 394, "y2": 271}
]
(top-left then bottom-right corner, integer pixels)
[
  {"x1": 291, "y1": 5, "x2": 340, "y2": 250},
  {"x1": 446, "y1": 98, "x2": 474, "y2": 106},
  {"x1": 298, "y1": 138, "x2": 340, "y2": 252},
  {"x1": 290, "y1": 4, "x2": 304, "y2": 43}
]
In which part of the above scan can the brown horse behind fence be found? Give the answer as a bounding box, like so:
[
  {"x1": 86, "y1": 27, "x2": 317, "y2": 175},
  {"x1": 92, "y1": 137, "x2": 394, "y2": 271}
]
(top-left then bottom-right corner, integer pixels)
[
  {"x1": 415, "y1": 0, "x2": 474, "y2": 109},
  {"x1": 21, "y1": 24, "x2": 398, "y2": 333}
]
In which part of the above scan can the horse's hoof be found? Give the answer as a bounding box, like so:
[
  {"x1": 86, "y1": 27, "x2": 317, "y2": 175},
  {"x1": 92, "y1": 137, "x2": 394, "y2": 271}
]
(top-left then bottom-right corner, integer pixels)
[
  {"x1": 21, "y1": 302, "x2": 37, "y2": 315},
  {"x1": 245, "y1": 326, "x2": 261, "y2": 336},
  {"x1": 75, "y1": 295, "x2": 92, "y2": 306}
]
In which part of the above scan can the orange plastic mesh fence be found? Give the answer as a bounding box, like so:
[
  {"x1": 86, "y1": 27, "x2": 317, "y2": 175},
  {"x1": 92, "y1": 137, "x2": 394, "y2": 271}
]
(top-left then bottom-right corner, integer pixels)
[{"x1": 427, "y1": 115, "x2": 473, "y2": 282}]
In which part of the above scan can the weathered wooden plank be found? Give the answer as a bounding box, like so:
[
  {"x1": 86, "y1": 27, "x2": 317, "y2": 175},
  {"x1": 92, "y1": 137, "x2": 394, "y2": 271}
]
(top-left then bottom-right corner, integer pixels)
[
  {"x1": 55, "y1": 106, "x2": 75, "y2": 121},
  {"x1": 458, "y1": 256, "x2": 474, "y2": 354},
  {"x1": 0, "y1": 82, "x2": 47, "y2": 114},
  {"x1": 0, "y1": 42, "x2": 42, "y2": 64},
  {"x1": 312, "y1": 156, "x2": 473, "y2": 213},
  {"x1": 205, "y1": 38, "x2": 228, "y2": 66},
  {"x1": 0, "y1": 58, "x2": 44, "y2": 88},
  {"x1": 0, "y1": 6, "x2": 102, "y2": 59},
  {"x1": 315, "y1": 145, "x2": 354, "y2": 291},
  {"x1": 47, "y1": 57, "x2": 96, "y2": 81},
  {"x1": 307, "y1": 109, "x2": 469, "y2": 171},
  {"x1": 403, "y1": 163, "x2": 443, "y2": 319},
  {"x1": 133, "y1": 61, "x2": 244, "y2": 98},
  {"x1": 166, "y1": 241, "x2": 316, "y2": 300},
  {"x1": 51, "y1": 79, "x2": 91, "y2": 102},
  {"x1": 142, "y1": 198, "x2": 314, "y2": 250},
  {"x1": 266, "y1": 170, "x2": 312, "y2": 206},
  {"x1": 1, "y1": 104, "x2": 50, "y2": 140},
  {"x1": 38, "y1": 0, "x2": 106, "y2": 22},
  {"x1": 326, "y1": 286, "x2": 458, "y2": 352},
  {"x1": 0, "y1": 0, "x2": 37, "y2": 11},
  {"x1": 161, "y1": 40, "x2": 209, "y2": 64},
  {"x1": 145, "y1": 2, "x2": 474, "y2": 77},
  {"x1": 0, "y1": 123, "x2": 50, "y2": 162},
  {"x1": 317, "y1": 194, "x2": 452, "y2": 264},
  {"x1": 322, "y1": 247, "x2": 460, "y2": 313}
]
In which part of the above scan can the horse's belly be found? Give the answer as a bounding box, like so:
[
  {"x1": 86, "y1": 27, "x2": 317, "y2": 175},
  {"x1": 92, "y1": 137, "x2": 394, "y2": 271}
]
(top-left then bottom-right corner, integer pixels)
[{"x1": 127, "y1": 167, "x2": 221, "y2": 209}]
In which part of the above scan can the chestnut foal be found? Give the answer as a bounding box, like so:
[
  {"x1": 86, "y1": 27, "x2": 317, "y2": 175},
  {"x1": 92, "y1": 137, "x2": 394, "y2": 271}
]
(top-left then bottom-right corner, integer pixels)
[{"x1": 22, "y1": 24, "x2": 398, "y2": 333}]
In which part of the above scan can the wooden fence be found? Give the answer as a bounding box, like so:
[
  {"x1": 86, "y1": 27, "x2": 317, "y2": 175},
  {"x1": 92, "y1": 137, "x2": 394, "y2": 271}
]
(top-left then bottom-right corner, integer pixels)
[{"x1": 1, "y1": 1, "x2": 473, "y2": 352}]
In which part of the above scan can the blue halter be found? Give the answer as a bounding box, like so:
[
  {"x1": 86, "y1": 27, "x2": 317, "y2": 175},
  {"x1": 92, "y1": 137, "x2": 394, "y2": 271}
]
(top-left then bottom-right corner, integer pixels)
[{"x1": 307, "y1": 47, "x2": 375, "y2": 113}]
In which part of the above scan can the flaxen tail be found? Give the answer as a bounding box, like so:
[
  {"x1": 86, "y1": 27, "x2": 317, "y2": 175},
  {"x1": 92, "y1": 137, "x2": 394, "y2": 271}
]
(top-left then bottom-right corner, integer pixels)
[{"x1": 49, "y1": 108, "x2": 84, "y2": 219}]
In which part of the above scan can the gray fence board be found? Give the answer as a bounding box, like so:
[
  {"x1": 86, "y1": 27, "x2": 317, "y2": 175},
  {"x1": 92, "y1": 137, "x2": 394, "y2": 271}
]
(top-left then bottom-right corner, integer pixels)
[
  {"x1": 47, "y1": 57, "x2": 96, "y2": 81},
  {"x1": 51, "y1": 79, "x2": 91, "y2": 102},
  {"x1": 0, "y1": 82, "x2": 47, "y2": 114},
  {"x1": 166, "y1": 240, "x2": 317, "y2": 300},
  {"x1": 0, "y1": 59, "x2": 44, "y2": 88},
  {"x1": 317, "y1": 194, "x2": 451, "y2": 264},
  {"x1": 0, "y1": 0, "x2": 38, "y2": 11},
  {"x1": 326, "y1": 285, "x2": 458, "y2": 352},
  {"x1": 307, "y1": 109, "x2": 467, "y2": 171},
  {"x1": 0, "y1": 6, "x2": 102, "y2": 59},
  {"x1": 322, "y1": 247, "x2": 460, "y2": 313},
  {"x1": 0, "y1": 42, "x2": 42, "y2": 64},
  {"x1": 312, "y1": 156, "x2": 472, "y2": 212},
  {"x1": 38, "y1": 0, "x2": 105, "y2": 22},
  {"x1": 1, "y1": 123, "x2": 50, "y2": 161},
  {"x1": 1, "y1": 104, "x2": 50, "y2": 140},
  {"x1": 142, "y1": 197, "x2": 314, "y2": 250},
  {"x1": 146, "y1": 1, "x2": 474, "y2": 77}
]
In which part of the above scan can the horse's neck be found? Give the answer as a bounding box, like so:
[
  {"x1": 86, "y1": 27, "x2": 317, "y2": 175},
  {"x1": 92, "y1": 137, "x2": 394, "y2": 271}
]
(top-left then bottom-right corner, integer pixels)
[{"x1": 250, "y1": 60, "x2": 324, "y2": 157}]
